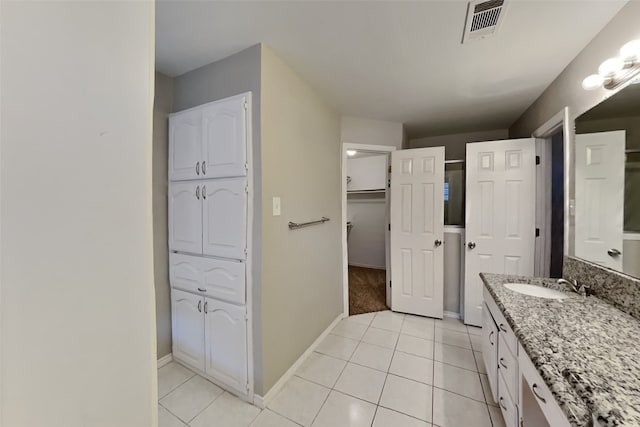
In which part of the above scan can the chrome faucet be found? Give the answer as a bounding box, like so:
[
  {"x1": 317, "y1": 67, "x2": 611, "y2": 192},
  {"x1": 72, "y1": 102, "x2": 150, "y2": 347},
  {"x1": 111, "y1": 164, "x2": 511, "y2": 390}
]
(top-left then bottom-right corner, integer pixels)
[{"x1": 557, "y1": 278, "x2": 589, "y2": 297}]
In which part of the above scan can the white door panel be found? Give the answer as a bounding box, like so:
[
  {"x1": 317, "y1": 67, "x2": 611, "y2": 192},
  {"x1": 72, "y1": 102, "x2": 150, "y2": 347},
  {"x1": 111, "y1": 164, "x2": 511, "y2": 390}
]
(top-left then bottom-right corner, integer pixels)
[
  {"x1": 169, "y1": 182, "x2": 203, "y2": 254},
  {"x1": 465, "y1": 139, "x2": 536, "y2": 326},
  {"x1": 169, "y1": 109, "x2": 202, "y2": 181},
  {"x1": 204, "y1": 298, "x2": 248, "y2": 393},
  {"x1": 201, "y1": 257, "x2": 246, "y2": 305},
  {"x1": 202, "y1": 95, "x2": 248, "y2": 178},
  {"x1": 202, "y1": 178, "x2": 247, "y2": 260},
  {"x1": 171, "y1": 289, "x2": 205, "y2": 371},
  {"x1": 170, "y1": 253, "x2": 203, "y2": 294},
  {"x1": 391, "y1": 147, "x2": 444, "y2": 318},
  {"x1": 575, "y1": 131, "x2": 625, "y2": 270}
]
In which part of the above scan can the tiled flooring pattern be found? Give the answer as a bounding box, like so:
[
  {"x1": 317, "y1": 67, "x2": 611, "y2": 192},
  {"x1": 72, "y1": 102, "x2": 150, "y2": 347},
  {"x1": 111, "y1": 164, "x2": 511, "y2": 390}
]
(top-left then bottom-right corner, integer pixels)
[{"x1": 158, "y1": 310, "x2": 507, "y2": 427}]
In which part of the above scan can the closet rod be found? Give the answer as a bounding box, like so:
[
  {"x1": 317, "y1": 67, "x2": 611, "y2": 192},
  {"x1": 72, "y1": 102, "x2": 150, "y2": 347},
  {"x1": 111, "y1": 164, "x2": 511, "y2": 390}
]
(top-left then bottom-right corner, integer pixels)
[
  {"x1": 445, "y1": 160, "x2": 465, "y2": 164},
  {"x1": 626, "y1": 149, "x2": 640, "y2": 154}
]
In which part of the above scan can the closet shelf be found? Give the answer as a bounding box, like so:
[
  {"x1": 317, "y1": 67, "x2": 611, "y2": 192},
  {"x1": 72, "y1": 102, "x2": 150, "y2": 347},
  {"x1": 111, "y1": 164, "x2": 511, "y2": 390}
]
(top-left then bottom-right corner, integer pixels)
[{"x1": 347, "y1": 189, "x2": 386, "y2": 194}]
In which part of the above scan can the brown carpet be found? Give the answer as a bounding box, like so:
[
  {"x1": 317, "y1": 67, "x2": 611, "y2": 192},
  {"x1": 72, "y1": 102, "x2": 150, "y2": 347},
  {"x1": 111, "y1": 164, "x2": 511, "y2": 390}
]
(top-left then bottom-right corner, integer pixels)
[{"x1": 349, "y1": 266, "x2": 388, "y2": 315}]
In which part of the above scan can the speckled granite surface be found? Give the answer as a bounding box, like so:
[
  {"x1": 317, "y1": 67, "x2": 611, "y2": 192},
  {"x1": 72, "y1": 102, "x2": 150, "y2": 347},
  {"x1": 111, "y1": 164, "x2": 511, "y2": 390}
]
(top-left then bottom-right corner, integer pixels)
[
  {"x1": 564, "y1": 256, "x2": 640, "y2": 320},
  {"x1": 481, "y1": 273, "x2": 640, "y2": 427}
]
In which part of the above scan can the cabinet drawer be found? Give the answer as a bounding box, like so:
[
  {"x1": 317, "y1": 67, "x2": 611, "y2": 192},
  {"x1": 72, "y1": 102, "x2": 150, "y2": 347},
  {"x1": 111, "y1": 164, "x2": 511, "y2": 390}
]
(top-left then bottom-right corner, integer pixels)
[
  {"x1": 483, "y1": 287, "x2": 517, "y2": 355},
  {"x1": 498, "y1": 371, "x2": 518, "y2": 427},
  {"x1": 200, "y1": 256, "x2": 246, "y2": 305},
  {"x1": 498, "y1": 335, "x2": 518, "y2": 404},
  {"x1": 170, "y1": 253, "x2": 246, "y2": 305},
  {"x1": 519, "y1": 344, "x2": 571, "y2": 427}
]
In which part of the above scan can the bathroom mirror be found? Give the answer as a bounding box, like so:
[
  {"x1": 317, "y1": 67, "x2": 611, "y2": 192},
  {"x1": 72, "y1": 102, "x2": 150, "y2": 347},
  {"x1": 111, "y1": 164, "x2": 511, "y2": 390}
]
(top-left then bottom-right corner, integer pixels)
[{"x1": 573, "y1": 80, "x2": 640, "y2": 278}]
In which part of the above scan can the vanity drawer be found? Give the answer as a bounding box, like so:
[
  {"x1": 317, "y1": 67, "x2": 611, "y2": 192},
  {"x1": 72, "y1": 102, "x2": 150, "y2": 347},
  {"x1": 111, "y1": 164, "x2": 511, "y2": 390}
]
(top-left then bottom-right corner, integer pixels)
[
  {"x1": 519, "y1": 344, "x2": 571, "y2": 427},
  {"x1": 498, "y1": 372, "x2": 518, "y2": 427},
  {"x1": 483, "y1": 287, "x2": 518, "y2": 355},
  {"x1": 498, "y1": 334, "x2": 518, "y2": 403}
]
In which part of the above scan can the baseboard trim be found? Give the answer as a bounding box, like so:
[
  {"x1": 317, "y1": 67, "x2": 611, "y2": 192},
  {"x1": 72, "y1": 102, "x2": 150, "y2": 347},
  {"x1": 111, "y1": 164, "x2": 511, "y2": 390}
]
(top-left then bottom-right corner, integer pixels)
[
  {"x1": 443, "y1": 311, "x2": 461, "y2": 320},
  {"x1": 157, "y1": 353, "x2": 173, "y2": 369},
  {"x1": 347, "y1": 262, "x2": 386, "y2": 270},
  {"x1": 253, "y1": 313, "x2": 345, "y2": 409}
]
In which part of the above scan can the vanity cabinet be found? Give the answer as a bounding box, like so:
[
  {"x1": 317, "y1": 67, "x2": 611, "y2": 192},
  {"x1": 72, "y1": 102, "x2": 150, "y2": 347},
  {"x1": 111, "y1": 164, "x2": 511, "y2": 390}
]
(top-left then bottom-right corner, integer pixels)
[
  {"x1": 483, "y1": 287, "x2": 572, "y2": 427},
  {"x1": 169, "y1": 93, "x2": 248, "y2": 181}
]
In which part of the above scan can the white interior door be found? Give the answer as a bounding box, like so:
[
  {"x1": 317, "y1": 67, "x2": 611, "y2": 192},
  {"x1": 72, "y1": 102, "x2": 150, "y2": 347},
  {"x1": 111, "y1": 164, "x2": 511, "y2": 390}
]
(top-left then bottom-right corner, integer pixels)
[
  {"x1": 202, "y1": 178, "x2": 247, "y2": 260},
  {"x1": 575, "y1": 131, "x2": 625, "y2": 270},
  {"x1": 390, "y1": 147, "x2": 445, "y2": 318},
  {"x1": 465, "y1": 139, "x2": 536, "y2": 326}
]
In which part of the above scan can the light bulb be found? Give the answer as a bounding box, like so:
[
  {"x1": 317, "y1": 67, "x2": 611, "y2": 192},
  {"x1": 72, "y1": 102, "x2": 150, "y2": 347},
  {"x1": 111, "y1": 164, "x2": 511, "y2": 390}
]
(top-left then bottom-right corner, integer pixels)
[
  {"x1": 582, "y1": 74, "x2": 605, "y2": 91},
  {"x1": 620, "y1": 40, "x2": 640, "y2": 62},
  {"x1": 346, "y1": 150, "x2": 357, "y2": 156},
  {"x1": 598, "y1": 57, "x2": 624, "y2": 77}
]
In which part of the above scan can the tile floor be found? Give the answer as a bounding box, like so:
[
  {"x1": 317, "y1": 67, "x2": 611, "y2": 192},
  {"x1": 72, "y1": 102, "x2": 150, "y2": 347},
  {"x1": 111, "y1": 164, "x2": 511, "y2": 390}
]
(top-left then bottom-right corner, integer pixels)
[{"x1": 158, "y1": 310, "x2": 507, "y2": 427}]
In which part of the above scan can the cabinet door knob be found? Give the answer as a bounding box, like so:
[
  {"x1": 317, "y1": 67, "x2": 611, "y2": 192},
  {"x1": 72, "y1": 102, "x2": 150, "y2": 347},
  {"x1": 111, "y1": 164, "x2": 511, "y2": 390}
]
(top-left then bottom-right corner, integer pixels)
[
  {"x1": 202, "y1": 161, "x2": 206, "y2": 175},
  {"x1": 196, "y1": 185, "x2": 200, "y2": 200},
  {"x1": 499, "y1": 323, "x2": 507, "y2": 332},
  {"x1": 196, "y1": 161, "x2": 200, "y2": 175},
  {"x1": 204, "y1": 301, "x2": 208, "y2": 314},
  {"x1": 434, "y1": 239, "x2": 442, "y2": 247},
  {"x1": 499, "y1": 397, "x2": 507, "y2": 410},
  {"x1": 197, "y1": 287, "x2": 206, "y2": 292},
  {"x1": 489, "y1": 330, "x2": 494, "y2": 345},
  {"x1": 499, "y1": 357, "x2": 507, "y2": 369},
  {"x1": 202, "y1": 186, "x2": 207, "y2": 199},
  {"x1": 468, "y1": 242, "x2": 476, "y2": 250},
  {"x1": 197, "y1": 300, "x2": 202, "y2": 312}
]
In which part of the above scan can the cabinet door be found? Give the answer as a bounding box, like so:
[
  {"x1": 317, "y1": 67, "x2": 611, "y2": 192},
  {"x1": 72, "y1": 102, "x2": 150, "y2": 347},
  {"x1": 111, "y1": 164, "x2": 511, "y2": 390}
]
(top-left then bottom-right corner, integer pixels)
[
  {"x1": 169, "y1": 109, "x2": 203, "y2": 181},
  {"x1": 482, "y1": 304, "x2": 499, "y2": 403},
  {"x1": 202, "y1": 178, "x2": 247, "y2": 259},
  {"x1": 169, "y1": 182, "x2": 203, "y2": 254},
  {"x1": 171, "y1": 289, "x2": 205, "y2": 371},
  {"x1": 201, "y1": 256, "x2": 246, "y2": 305},
  {"x1": 201, "y1": 95, "x2": 248, "y2": 178},
  {"x1": 169, "y1": 253, "x2": 203, "y2": 294},
  {"x1": 204, "y1": 298, "x2": 248, "y2": 393}
]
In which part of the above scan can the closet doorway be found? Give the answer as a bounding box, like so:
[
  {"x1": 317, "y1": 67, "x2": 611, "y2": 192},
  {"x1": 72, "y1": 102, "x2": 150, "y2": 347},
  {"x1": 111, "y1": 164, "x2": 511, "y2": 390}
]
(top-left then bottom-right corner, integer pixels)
[{"x1": 341, "y1": 144, "x2": 395, "y2": 315}]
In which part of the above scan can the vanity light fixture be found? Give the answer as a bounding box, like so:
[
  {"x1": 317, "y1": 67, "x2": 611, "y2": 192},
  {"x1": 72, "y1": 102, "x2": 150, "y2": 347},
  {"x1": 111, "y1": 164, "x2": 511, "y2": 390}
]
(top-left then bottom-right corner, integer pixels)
[
  {"x1": 346, "y1": 150, "x2": 357, "y2": 156},
  {"x1": 582, "y1": 39, "x2": 640, "y2": 91}
]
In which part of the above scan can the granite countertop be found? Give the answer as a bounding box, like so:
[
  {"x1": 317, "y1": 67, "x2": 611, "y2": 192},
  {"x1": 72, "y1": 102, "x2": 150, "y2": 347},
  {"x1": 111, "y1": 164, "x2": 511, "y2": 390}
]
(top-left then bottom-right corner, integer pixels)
[{"x1": 481, "y1": 273, "x2": 640, "y2": 427}]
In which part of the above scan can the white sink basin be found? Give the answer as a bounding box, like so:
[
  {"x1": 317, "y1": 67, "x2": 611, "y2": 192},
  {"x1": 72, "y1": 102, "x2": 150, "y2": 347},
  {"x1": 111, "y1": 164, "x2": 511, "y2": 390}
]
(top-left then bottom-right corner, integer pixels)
[{"x1": 503, "y1": 283, "x2": 569, "y2": 300}]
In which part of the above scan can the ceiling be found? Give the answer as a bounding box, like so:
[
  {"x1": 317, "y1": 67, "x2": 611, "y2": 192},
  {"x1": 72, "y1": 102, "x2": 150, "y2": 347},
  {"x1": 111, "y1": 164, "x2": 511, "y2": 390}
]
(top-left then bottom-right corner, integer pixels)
[{"x1": 156, "y1": 0, "x2": 627, "y2": 138}]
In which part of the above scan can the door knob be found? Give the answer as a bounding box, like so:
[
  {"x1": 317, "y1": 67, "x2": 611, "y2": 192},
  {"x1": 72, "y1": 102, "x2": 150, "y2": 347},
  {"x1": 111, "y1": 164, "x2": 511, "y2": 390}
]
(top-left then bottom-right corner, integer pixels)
[
  {"x1": 607, "y1": 248, "x2": 622, "y2": 257},
  {"x1": 434, "y1": 239, "x2": 442, "y2": 247},
  {"x1": 468, "y1": 242, "x2": 476, "y2": 250}
]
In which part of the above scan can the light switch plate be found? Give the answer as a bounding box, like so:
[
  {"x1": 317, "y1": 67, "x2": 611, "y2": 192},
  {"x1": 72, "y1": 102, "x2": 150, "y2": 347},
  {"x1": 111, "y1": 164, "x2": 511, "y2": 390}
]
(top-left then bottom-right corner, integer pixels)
[{"x1": 272, "y1": 197, "x2": 281, "y2": 216}]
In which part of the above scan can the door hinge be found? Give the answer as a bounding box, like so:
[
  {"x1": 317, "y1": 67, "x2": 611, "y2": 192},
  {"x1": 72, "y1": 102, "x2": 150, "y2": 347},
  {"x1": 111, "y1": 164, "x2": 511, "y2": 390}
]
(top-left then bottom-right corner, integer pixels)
[
  {"x1": 388, "y1": 224, "x2": 391, "y2": 231},
  {"x1": 535, "y1": 228, "x2": 540, "y2": 237},
  {"x1": 245, "y1": 185, "x2": 249, "y2": 194},
  {"x1": 389, "y1": 281, "x2": 392, "y2": 288},
  {"x1": 244, "y1": 102, "x2": 249, "y2": 110},
  {"x1": 536, "y1": 155, "x2": 541, "y2": 165},
  {"x1": 388, "y1": 165, "x2": 392, "y2": 173}
]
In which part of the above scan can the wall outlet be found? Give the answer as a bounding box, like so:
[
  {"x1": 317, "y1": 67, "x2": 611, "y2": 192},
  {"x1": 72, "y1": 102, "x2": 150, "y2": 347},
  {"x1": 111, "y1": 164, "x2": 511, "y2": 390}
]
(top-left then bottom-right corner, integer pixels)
[{"x1": 272, "y1": 197, "x2": 281, "y2": 216}]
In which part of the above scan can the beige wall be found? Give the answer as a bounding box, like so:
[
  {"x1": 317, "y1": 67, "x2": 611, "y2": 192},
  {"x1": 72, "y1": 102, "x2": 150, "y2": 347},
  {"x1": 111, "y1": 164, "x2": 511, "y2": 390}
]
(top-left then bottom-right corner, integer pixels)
[
  {"x1": 154, "y1": 73, "x2": 174, "y2": 359},
  {"x1": 409, "y1": 129, "x2": 509, "y2": 160},
  {"x1": 261, "y1": 46, "x2": 343, "y2": 395},
  {"x1": 510, "y1": 1, "x2": 640, "y2": 137},
  {"x1": 341, "y1": 116, "x2": 404, "y2": 149},
  {"x1": 1, "y1": 2, "x2": 157, "y2": 425},
  {"x1": 172, "y1": 44, "x2": 265, "y2": 392}
]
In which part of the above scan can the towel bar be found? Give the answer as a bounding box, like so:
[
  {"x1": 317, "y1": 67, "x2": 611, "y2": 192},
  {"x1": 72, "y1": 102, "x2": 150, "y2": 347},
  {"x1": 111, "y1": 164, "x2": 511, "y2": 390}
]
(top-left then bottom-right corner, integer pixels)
[{"x1": 288, "y1": 217, "x2": 330, "y2": 230}]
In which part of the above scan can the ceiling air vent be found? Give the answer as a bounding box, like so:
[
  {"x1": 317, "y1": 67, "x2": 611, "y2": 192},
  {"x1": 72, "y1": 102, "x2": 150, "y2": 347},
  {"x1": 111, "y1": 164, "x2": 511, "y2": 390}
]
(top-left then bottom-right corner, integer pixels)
[{"x1": 462, "y1": 0, "x2": 506, "y2": 44}]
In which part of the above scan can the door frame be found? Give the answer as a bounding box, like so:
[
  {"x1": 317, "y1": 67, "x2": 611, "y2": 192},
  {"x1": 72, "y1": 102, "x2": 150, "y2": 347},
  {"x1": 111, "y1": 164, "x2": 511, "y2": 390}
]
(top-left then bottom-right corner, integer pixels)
[
  {"x1": 531, "y1": 107, "x2": 571, "y2": 276},
  {"x1": 341, "y1": 143, "x2": 396, "y2": 316}
]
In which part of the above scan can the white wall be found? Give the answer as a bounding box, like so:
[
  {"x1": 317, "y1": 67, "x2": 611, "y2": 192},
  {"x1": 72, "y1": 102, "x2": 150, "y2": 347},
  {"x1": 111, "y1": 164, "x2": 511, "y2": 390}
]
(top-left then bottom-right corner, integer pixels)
[
  {"x1": 1, "y1": 2, "x2": 156, "y2": 426},
  {"x1": 410, "y1": 129, "x2": 509, "y2": 160},
  {"x1": 341, "y1": 116, "x2": 404, "y2": 149}
]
